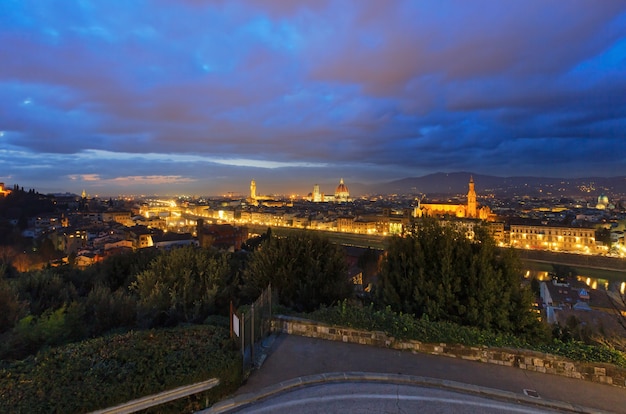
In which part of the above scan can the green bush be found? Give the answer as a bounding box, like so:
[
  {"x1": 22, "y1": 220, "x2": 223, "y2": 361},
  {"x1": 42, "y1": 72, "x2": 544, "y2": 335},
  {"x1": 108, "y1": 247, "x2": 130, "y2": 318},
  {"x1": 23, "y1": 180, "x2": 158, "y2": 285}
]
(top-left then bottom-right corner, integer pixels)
[
  {"x1": 1, "y1": 303, "x2": 87, "y2": 360},
  {"x1": 377, "y1": 219, "x2": 542, "y2": 338},
  {"x1": 306, "y1": 301, "x2": 626, "y2": 368},
  {"x1": 133, "y1": 246, "x2": 231, "y2": 326},
  {"x1": 0, "y1": 325, "x2": 242, "y2": 414},
  {"x1": 537, "y1": 340, "x2": 626, "y2": 367}
]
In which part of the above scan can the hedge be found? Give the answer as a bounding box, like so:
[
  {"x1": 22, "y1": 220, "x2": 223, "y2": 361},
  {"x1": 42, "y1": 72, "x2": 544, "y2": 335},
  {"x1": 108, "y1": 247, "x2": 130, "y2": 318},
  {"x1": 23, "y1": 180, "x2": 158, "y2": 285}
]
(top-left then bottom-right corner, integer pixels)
[{"x1": 0, "y1": 325, "x2": 241, "y2": 413}]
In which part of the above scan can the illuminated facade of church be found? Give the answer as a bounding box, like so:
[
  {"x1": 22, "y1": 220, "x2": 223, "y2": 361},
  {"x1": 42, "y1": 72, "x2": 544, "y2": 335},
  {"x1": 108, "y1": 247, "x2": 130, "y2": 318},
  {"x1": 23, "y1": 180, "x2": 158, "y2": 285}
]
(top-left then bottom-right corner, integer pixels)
[
  {"x1": 334, "y1": 178, "x2": 350, "y2": 202},
  {"x1": 307, "y1": 178, "x2": 351, "y2": 203},
  {"x1": 415, "y1": 176, "x2": 492, "y2": 220}
]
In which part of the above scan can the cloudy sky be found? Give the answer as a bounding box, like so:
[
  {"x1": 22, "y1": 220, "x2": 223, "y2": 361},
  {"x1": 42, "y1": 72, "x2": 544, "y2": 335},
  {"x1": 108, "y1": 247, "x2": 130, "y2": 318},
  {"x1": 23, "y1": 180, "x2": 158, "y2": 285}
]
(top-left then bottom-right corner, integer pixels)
[{"x1": 1, "y1": 0, "x2": 625, "y2": 196}]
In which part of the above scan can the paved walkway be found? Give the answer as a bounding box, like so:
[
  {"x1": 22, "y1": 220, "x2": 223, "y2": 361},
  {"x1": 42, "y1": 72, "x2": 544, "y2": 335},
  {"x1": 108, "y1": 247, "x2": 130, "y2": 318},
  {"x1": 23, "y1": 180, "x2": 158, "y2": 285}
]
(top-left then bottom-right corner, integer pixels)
[{"x1": 207, "y1": 334, "x2": 626, "y2": 413}]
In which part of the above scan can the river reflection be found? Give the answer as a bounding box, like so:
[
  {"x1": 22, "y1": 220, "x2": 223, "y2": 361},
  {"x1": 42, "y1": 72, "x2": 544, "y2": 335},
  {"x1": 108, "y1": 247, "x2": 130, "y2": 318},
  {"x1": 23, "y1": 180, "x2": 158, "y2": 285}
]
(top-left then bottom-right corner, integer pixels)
[{"x1": 523, "y1": 269, "x2": 626, "y2": 294}]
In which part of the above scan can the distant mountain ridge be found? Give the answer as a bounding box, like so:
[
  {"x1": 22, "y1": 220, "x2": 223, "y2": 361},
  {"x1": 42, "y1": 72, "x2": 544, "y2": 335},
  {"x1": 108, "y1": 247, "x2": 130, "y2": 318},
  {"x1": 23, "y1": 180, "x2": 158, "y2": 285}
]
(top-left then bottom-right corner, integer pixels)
[{"x1": 372, "y1": 172, "x2": 626, "y2": 197}]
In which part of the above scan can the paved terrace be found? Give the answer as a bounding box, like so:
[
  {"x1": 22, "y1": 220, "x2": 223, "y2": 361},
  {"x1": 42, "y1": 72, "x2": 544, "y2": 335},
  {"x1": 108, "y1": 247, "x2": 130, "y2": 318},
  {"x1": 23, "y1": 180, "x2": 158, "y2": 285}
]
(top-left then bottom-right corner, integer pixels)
[{"x1": 204, "y1": 325, "x2": 626, "y2": 413}]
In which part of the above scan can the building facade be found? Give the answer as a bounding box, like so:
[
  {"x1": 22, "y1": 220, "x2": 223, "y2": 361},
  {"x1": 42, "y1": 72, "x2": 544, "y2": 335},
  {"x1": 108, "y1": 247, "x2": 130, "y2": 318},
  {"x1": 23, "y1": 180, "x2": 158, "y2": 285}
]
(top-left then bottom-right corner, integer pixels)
[
  {"x1": 334, "y1": 178, "x2": 350, "y2": 202},
  {"x1": 510, "y1": 224, "x2": 598, "y2": 253},
  {"x1": 416, "y1": 176, "x2": 491, "y2": 220}
]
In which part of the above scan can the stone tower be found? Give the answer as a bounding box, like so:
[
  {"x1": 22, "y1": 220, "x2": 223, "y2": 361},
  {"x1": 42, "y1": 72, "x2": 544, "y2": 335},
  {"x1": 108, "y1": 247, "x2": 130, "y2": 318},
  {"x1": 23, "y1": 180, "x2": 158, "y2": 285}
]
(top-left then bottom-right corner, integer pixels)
[
  {"x1": 467, "y1": 176, "x2": 477, "y2": 218},
  {"x1": 250, "y1": 179, "x2": 256, "y2": 200},
  {"x1": 313, "y1": 183, "x2": 321, "y2": 202}
]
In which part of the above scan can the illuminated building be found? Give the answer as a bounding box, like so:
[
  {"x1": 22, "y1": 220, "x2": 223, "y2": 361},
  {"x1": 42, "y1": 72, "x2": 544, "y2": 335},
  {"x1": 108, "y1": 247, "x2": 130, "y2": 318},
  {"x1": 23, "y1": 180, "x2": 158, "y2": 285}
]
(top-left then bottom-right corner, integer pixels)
[
  {"x1": 509, "y1": 223, "x2": 599, "y2": 254},
  {"x1": 126, "y1": 226, "x2": 154, "y2": 249},
  {"x1": 337, "y1": 209, "x2": 412, "y2": 235},
  {"x1": 337, "y1": 216, "x2": 377, "y2": 234},
  {"x1": 415, "y1": 176, "x2": 492, "y2": 220},
  {"x1": 102, "y1": 211, "x2": 134, "y2": 227},
  {"x1": 595, "y1": 194, "x2": 613, "y2": 210},
  {"x1": 306, "y1": 179, "x2": 349, "y2": 203},
  {"x1": 335, "y1": 178, "x2": 350, "y2": 202},
  {"x1": 313, "y1": 183, "x2": 322, "y2": 202},
  {"x1": 250, "y1": 179, "x2": 257, "y2": 200},
  {"x1": 489, "y1": 222, "x2": 505, "y2": 245},
  {"x1": 467, "y1": 176, "x2": 477, "y2": 217},
  {"x1": 0, "y1": 182, "x2": 12, "y2": 197},
  {"x1": 247, "y1": 179, "x2": 273, "y2": 206},
  {"x1": 197, "y1": 219, "x2": 248, "y2": 251}
]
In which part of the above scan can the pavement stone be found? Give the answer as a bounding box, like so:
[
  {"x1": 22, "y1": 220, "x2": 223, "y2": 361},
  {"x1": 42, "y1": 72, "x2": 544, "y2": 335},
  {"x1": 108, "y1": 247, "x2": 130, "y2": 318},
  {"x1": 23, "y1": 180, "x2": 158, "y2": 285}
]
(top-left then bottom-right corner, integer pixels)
[{"x1": 200, "y1": 333, "x2": 626, "y2": 414}]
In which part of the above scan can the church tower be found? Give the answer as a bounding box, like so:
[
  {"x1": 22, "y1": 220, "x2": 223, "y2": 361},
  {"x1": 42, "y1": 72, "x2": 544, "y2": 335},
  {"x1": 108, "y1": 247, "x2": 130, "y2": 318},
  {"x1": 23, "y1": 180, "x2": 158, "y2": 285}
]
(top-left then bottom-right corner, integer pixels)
[
  {"x1": 467, "y1": 176, "x2": 477, "y2": 218},
  {"x1": 313, "y1": 183, "x2": 321, "y2": 202},
  {"x1": 250, "y1": 179, "x2": 257, "y2": 200}
]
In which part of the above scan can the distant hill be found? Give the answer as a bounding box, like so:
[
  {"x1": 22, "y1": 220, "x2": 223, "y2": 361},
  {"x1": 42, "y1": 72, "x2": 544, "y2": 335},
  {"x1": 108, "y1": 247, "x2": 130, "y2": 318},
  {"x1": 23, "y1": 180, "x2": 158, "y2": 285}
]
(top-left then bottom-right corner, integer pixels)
[{"x1": 370, "y1": 172, "x2": 626, "y2": 198}]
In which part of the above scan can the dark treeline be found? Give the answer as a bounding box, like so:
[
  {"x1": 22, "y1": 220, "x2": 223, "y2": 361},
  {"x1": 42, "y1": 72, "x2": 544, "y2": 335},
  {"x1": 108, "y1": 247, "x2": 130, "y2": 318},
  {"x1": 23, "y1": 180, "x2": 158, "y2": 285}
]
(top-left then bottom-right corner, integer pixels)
[{"x1": 1, "y1": 219, "x2": 547, "y2": 362}]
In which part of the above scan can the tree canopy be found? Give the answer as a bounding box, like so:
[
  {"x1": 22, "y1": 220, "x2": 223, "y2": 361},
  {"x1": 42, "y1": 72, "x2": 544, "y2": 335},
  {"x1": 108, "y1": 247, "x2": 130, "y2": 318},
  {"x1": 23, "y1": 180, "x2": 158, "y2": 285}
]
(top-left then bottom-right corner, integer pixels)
[
  {"x1": 377, "y1": 218, "x2": 541, "y2": 337},
  {"x1": 243, "y1": 231, "x2": 352, "y2": 312},
  {"x1": 132, "y1": 246, "x2": 231, "y2": 326}
]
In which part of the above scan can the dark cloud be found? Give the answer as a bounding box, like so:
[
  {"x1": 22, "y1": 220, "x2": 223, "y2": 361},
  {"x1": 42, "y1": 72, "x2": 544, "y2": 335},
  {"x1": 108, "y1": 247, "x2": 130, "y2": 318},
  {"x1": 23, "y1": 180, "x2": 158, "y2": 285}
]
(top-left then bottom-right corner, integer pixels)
[{"x1": 1, "y1": 0, "x2": 625, "y2": 195}]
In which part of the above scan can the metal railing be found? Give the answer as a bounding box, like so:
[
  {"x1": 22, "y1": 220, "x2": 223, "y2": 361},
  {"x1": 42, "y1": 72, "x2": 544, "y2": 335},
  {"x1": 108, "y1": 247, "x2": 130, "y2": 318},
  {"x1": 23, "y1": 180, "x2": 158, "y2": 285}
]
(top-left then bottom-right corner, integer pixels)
[
  {"x1": 89, "y1": 378, "x2": 220, "y2": 414},
  {"x1": 231, "y1": 284, "x2": 274, "y2": 374}
]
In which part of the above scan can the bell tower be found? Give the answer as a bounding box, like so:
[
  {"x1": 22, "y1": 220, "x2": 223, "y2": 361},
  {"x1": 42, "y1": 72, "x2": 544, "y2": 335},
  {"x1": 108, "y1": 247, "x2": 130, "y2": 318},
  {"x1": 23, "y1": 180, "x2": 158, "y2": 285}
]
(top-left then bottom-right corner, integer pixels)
[
  {"x1": 250, "y1": 179, "x2": 257, "y2": 200},
  {"x1": 467, "y1": 176, "x2": 477, "y2": 218}
]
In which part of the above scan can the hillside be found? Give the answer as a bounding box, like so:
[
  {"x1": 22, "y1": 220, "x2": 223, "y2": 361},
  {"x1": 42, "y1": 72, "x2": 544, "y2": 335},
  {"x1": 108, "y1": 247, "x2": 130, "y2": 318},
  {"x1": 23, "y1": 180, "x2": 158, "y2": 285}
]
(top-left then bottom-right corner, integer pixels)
[{"x1": 372, "y1": 172, "x2": 626, "y2": 197}]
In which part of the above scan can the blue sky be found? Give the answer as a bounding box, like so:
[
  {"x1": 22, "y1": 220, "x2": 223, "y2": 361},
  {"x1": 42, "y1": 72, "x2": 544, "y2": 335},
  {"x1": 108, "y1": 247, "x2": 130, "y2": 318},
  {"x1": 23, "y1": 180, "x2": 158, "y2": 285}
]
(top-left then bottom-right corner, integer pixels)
[{"x1": 1, "y1": 0, "x2": 625, "y2": 196}]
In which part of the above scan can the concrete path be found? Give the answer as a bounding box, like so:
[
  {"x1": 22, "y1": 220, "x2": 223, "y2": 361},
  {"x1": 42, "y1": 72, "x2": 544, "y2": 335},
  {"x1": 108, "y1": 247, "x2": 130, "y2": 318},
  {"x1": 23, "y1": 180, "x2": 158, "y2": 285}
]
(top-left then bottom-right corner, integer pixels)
[{"x1": 208, "y1": 334, "x2": 626, "y2": 413}]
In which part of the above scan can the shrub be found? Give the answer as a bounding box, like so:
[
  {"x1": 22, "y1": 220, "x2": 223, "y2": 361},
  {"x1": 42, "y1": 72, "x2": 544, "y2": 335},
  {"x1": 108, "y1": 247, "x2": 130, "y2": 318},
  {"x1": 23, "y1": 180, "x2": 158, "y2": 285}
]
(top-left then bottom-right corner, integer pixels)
[
  {"x1": 306, "y1": 301, "x2": 626, "y2": 368},
  {"x1": 0, "y1": 325, "x2": 242, "y2": 413}
]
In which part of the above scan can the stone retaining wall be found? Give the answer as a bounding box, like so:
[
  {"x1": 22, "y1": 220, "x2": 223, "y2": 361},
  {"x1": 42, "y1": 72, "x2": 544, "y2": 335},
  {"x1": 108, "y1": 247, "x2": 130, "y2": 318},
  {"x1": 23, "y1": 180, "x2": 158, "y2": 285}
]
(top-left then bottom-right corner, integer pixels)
[{"x1": 272, "y1": 315, "x2": 626, "y2": 388}]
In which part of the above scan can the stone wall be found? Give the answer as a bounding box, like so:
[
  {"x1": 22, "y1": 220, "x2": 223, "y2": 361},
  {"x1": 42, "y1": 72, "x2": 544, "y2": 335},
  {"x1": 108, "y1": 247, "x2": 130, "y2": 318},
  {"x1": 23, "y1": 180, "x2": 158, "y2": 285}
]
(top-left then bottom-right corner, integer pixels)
[{"x1": 272, "y1": 315, "x2": 626, "y2": 388}]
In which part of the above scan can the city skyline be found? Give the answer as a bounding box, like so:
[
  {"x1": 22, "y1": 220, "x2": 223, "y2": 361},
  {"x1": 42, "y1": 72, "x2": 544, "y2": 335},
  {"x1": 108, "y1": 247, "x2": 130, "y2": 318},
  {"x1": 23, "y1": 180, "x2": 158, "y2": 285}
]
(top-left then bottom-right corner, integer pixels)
[{"x1": 1, "y1": 1, "x2": 625, "y2": 196}]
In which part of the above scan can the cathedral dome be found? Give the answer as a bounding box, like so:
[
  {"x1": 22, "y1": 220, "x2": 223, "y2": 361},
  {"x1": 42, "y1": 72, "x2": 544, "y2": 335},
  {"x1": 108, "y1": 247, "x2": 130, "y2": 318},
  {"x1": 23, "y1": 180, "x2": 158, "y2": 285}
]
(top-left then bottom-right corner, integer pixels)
[
  {"x1": 598, "y1": 194, "x2": 609, "y2": 205},
  {"x1": 596, "y1": 194, "x2": 609, "y2": 210},
  {"x1": 335, "y1": 178, "x2": 350, "y2": 199}
]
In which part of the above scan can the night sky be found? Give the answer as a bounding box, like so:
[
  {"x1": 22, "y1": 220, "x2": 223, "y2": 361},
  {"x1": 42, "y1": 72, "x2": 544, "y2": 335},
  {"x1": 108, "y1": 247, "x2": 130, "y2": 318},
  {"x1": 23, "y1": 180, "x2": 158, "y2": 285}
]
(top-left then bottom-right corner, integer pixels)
[{"x1": 1, "y1": 1, "x2": 625, "y2": 196}]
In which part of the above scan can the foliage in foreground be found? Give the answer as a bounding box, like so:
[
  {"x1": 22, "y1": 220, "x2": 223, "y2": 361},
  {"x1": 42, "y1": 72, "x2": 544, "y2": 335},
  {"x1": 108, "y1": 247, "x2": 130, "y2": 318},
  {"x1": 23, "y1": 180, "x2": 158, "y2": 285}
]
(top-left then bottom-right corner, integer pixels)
[
  {"x1": 307, "y1": 301, "x2": 626, "y2": 368},
  {"x1": 0, "y1": 325, "x2": 241, "y2": 414},
  {"x1": 243, "y1": 231, "x2": 352, "y2": 312},
  {"x1": 132, "y1": 246, "x2": 232, "y2": 326},
  {"x1": 378, "y1": 218, "x2": 542, "y2": 338}
]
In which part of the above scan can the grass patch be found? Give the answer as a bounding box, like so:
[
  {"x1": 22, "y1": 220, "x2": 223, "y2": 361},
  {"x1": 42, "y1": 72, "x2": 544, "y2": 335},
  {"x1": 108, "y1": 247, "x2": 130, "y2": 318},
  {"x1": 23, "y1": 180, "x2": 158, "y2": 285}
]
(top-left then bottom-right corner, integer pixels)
[{"x1": 0, "y1": 325, "x2": 242, "y2": 414}]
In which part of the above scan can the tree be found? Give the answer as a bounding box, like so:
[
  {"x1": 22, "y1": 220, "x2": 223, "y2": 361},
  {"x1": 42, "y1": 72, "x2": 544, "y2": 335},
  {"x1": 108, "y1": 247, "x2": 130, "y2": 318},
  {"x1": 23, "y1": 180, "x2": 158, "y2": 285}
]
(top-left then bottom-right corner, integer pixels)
[
  {"x1": 15, "y1": 269, "x2": 79, "y2": 316},
  {"x1": 0, "y1": 245, "x2": 17, "y2": 267},
  {"x1": 604, "y1": 286, "x2": 626, "y2": 338},
  {"x1": 2, "y1": 302, "x2": 86, "y2": 360},
  {"x1": 0, "y1": 276, "x2": 26, "y2": 333},
  {"x1": 551, "y1": 264, "x2": 576, "y2": 280},
  {"x1": 377, "y1": 218, "x2": 541, "y2": 337},
  {"x1": 243, "y1": 231, "x2": 352, "y2": 312},
  {"x1": 85, "y1": 286, "x2": 137, "y2": 336},
  {"x1": 241, "y1": 227, "x2": 271, "y2": 251},
  {"x1": 595, "y1": 228, "x2": 611, "y2": 247},
  {"x1": 90, "y1": 248, "x2": 160, "y2": 292},
  {"x1": 357, "y1": 247, "x2": 380, "y2": 290},
  {"x1": 132, "y1": 246, "x2": 231, "y2": 326}
]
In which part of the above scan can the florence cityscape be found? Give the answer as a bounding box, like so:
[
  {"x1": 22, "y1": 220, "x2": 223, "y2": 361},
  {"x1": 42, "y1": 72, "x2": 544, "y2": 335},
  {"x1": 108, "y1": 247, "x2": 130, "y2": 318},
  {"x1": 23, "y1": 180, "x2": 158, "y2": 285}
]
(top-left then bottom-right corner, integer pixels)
[{"x1": 1, "y1": 1, "x2": 626, "y2": 413}]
